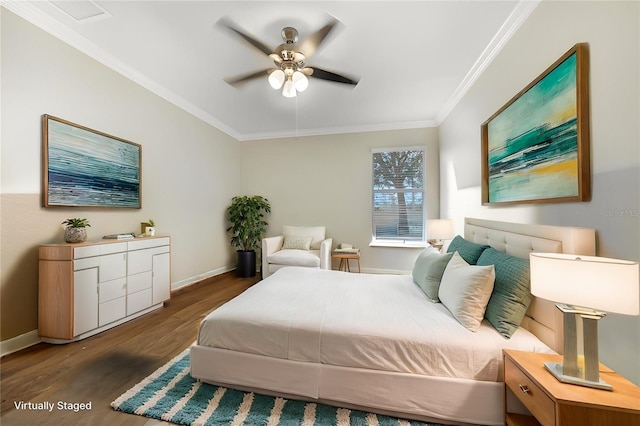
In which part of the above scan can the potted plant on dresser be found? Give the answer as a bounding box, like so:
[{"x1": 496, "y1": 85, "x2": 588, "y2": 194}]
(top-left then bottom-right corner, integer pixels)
[
  {"x1": 226, "y1": 195, "x2": 270, "y2": 277},
  {"x1": 62, "y1": 218, "x2": 91, "y2": 243}
]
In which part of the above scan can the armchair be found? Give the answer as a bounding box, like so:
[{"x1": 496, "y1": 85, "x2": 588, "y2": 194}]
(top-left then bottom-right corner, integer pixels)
[{"x1": 262, "y1": 225, "x2": 333, "y2": 279}]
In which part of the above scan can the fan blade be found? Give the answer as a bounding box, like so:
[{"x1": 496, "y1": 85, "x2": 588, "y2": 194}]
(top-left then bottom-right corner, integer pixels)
[
  {"x1": 224, "y1": 69, "x2": 272, "y2": 87},
  {"x1": 307, "y1": 67, "x2": 359, "y2": 86},
  {"x1": 298, "y1": 17, "x2": 341, "y2": 58},
  {"x1": 217, "y1": 18, "x2": 273, "y2": 57},
  {"x1": 269, "y1": 53, "x2": 283, "y2": 65}
]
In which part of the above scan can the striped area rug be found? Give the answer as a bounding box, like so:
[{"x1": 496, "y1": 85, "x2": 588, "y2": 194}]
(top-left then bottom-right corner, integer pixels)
[{"x1": 111, "y1": 348, "x2": 441, "y2": 426}]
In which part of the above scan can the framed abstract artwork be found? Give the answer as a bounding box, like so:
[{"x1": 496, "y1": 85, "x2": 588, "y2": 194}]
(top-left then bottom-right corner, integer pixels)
[
  {"x1": 42, "y1": 115, "x2": 142, "y2": 208},
  {"x1": 481, "y1": 43, "x2": 591, "y2": 205}
]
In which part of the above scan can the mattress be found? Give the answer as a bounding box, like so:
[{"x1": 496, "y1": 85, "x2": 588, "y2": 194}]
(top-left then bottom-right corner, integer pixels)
[{"x1": 198, "y1": 267, "x2": 553, "y2": 382}]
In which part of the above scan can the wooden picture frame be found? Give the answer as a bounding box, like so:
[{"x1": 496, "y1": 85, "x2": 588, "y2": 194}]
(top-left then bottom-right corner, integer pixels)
[
  {"x1": 481, "y1": 43, "x2": 590, "y2": 205},
  {"x1": 42, "y1": 115, "x2": 142, "y2": 208}
]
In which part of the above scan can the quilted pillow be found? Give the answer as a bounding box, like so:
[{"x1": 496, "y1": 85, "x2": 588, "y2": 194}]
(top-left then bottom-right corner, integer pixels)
[
  {"x1": 281, "y1": 235, "x2": 312, "y2": 250},
  {"x1": 282, "y1": 226, "x2": 325, "y2": 250},
  {"x1": 477, "y1": 248, "x2": 532, "y2": 338},
  {"x1": 412, "y1": 247, "x2": 454, "y2": 302},
  {"x1": 439, "y1": 252, "x2": 495, "y2": 332},
  {"x1": 446, "y1": 235, "x2": 490, "y2": 264}
]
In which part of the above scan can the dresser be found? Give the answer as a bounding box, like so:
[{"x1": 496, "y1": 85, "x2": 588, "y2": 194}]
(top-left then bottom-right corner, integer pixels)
[{"x1": 39, "y1": 236, "x2": 171, "y2": 343}]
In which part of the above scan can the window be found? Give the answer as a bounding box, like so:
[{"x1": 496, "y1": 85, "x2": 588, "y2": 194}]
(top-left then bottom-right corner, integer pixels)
[{"x1": 372, "y1": 147, "x2": 426, "y2": 244}]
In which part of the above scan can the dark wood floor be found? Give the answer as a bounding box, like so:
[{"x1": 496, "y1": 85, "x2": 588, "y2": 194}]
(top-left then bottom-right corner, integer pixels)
[{"x1": 0, "y1": 272, "x2": 259, "y2": 426}]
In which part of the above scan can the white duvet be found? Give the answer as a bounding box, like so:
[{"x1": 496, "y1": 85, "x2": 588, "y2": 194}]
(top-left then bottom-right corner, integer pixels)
[{"x1": 198, "y1": 267, "x2": 552, "y2": 382}]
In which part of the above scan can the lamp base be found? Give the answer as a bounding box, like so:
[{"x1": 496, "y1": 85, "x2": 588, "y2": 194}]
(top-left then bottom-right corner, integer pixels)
[
  {"x1": 544, "y1": 361, "x2": 612, "y2": 391},
  {"x1": 427, "y1": 239, "x2": 444, "y2": 250}
]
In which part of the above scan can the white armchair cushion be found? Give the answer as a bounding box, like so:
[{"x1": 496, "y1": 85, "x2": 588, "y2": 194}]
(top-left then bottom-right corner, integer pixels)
[
  {"x1": 282, "y1": 225, "x2": 326, "y2": 250},
  {"x1": 267, "y1": 249, "x2": 321, "y2": 268}
]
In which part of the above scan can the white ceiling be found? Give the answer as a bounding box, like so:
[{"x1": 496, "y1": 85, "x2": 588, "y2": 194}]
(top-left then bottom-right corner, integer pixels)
[{"x1": 4, "y1": 1, "x2": 539, "y2": 141}]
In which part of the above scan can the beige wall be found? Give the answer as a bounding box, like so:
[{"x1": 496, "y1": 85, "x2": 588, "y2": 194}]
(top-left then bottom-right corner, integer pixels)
[
  {"x1": 1, "y1": 10, "x2": 240, "y2": 343},
  {"x1": 439, "y1": 1, "x2": 640, "y2": 384},
  {"x1": 240, "y1": 128, "x2": 440, "y2": 273}
]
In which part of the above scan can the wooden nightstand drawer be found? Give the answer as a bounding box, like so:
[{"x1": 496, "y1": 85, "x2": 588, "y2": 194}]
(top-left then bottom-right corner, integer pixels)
[{"x1": 505, "y1": 357, "x2": 555, "y2": 425}]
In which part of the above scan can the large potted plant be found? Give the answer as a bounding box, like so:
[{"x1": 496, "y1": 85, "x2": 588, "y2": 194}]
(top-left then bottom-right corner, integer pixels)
[{"x1": 226, "y1": 195, "x2": 271, "y2": 277}]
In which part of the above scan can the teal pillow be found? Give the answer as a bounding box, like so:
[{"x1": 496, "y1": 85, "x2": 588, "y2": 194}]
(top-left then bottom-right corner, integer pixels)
[
  {"x1": 446, "y1": 235, "x2": 490, "y2": 264},
  {"x1": 412, "y1": 248, "x2": 454, "y2": 302},
  {"x1": 477, "y1": 248, "x2": 532, "y2": 338}
]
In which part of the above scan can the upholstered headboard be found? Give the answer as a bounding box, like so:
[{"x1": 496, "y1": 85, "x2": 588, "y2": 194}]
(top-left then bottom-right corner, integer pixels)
[{"x1": 463, "y1": 217, "x2": 596, "y2": 353}]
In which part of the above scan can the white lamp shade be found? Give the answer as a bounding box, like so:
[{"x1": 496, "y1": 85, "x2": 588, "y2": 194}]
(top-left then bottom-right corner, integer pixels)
[
  {"x1": 530, "y1": 253, "x2": 640, "y2": 315},
  {"x1": 282, "y1": 79, "x2": 296, "y2": 97},
  {"x1": 268, "y1": 69, "x2": 285, "y2": 89},
  {"x1": 292, "y1": 71, "x2": 308, "y2": 92},
  {"x1": 427, "y1": 219, "x2": 454, "y2": 240}
]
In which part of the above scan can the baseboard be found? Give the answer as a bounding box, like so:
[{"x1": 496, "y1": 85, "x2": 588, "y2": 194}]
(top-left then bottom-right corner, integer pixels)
[
  {"x1": 1, "y1": 329, "x2": 41, "y2": 357},
  {"x1": 171, "y1": 265, "x2": 235, "y2": 291}
]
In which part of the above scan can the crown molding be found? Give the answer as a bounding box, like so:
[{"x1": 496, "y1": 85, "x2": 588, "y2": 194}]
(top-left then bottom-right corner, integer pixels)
[
  {"x1": 2, "y1": 1, "x2": 430, "y2": 142},
  {"x1": 435, "y1": 0, "x2": 540, "y2": 125},
  {"x1": 2, "y1": 0, "x2": 537, "y2": 141},
  {"x1": 1, "y1": 1, "x2": 243, "y2": 140},
  {"x1": 236, "y1": 118, "x2": 437, "y2": 142}
]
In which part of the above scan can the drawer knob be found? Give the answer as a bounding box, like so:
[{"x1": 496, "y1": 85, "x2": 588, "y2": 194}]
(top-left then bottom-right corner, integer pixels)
[{"x1": 518, "y1": 384, "x2": 530, "y2": 394}]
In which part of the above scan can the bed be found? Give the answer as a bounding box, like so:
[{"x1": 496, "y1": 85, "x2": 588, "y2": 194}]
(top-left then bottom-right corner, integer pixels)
[{"x1": 191, "y1": 218, "x2": 596, "y2": 425}]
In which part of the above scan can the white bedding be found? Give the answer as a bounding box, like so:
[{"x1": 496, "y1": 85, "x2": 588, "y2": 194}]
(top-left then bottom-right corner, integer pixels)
[{"x1": 198, "y1": 266, "x2": 553, "y2": 382}]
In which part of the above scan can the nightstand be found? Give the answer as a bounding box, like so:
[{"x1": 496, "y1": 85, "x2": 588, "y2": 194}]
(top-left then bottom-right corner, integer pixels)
[
  {"x1": 503, "y1": 350, "x2": 640, "y2": 426},
  {"x1": 332, "y1": 251, "x2": 361, "y2": 272}
]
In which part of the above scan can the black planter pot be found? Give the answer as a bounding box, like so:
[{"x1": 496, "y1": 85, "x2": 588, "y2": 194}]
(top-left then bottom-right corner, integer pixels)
[{"x1": 236, "y1": 250, "x2": 256, "y2": 277}]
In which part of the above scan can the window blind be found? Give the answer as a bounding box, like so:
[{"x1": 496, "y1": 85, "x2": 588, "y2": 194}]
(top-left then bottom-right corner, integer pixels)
[{"x1": 372, "y1": 148, "x2": 426, "y2": 242}]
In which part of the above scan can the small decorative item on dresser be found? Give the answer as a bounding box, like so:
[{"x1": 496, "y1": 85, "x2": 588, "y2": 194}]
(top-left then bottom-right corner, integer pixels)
[
  {"x1": 61, "y1": 218, "x2": 90, "y2": 243},
  {"x1": 141, "y1": 219, "x2": 155, "y2": 236},
  {"x1": 145, "y1": 219, "x2": 156, "y2": 236}
]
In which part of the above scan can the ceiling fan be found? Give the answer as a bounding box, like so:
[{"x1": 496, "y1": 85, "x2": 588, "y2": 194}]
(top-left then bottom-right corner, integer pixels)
[{"x1": 218, "y1": 17, "x2": 359, "y2": 98}]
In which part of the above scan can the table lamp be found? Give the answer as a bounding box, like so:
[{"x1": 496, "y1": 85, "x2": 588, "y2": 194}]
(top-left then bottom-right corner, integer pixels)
[
  {"x1": 529, "y1": 253, "x2": 639, "y2": 390},
  {"x1": 427, "y1": 219, "x2": 453, "y2": 250}
]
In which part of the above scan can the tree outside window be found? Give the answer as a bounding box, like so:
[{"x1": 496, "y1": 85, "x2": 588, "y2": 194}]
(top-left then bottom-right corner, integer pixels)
[{"x1": 372, "y1": 148, "x2": 426, "y2": 242}]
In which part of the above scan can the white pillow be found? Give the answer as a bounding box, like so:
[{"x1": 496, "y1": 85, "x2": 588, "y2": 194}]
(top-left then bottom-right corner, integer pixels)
[
  {"x1": 282, "y1": 235, "x2": 312, "y2": 250},
  {"x1": 282, "y1": 225, "x2": 326, "y2": 250},
  {"x1": 438, "y1": 251, "x2": 495, "y2": 332}
]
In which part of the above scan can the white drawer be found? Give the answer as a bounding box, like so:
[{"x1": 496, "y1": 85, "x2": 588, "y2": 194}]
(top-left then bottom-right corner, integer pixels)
[
  {"x1": 127, "y1": 271, "x2": 152, "y2": 294},
  {"x1": 74, "y1": 245, "x2": 101, "y2": 259},
  {"x1": 99, "y1": 277, "x2": 126, "y2": 303},
  {"x1": 74, "y1": 257, "x2": 100, "y2": 271},
  {"x1": 128, "y1": 237, "x2": 170, "y2": 251},
  {"x1": 99, "y1": 297, "x2": 126, "y2": 326},
  {"x1": 127, "y1": 288, "x2": 152, "y2": 315},
  {"x1": 100, "y1": 242, "x2": 127, "y2": 255},
  {"x1": 99, "y1": 253, "x2": 127, "y2": 282}
]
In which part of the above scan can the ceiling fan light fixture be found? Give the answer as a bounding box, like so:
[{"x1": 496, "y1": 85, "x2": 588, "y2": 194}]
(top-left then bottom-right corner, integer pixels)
[
  {"x1": 292, "y1": 71, "x2": 308, "y2": 92},
  {"x1": 220, "y1": 19, "x2": 359, "y2": 97},
  {"x1": 282, "y1": 79, "x2": 297, "y2": 97},
  {"x1": 268, "y1": 69, "x2": 285, "y2": 89}
]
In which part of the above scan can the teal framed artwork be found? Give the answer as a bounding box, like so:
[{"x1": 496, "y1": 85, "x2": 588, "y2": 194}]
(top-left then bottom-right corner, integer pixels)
[
  {"x1": 481, "y1": 43, "x2": 590, "y2": 205},
  {"x1": 42, "y1": 115, "x2": 142, "y2": 208}
]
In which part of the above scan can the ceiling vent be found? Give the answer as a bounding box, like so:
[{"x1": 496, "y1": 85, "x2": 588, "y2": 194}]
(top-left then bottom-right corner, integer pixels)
[{"x1": 49, "y1": 1, "x2": 111, "y2": 23}]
